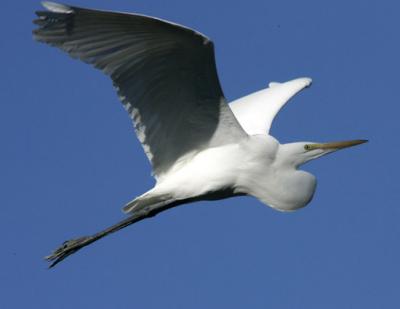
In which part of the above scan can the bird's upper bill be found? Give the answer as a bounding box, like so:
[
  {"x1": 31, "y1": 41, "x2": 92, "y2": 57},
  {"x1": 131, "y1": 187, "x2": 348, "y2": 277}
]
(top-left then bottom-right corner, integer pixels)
[{"x1": 305, "y1": 139, "x2": 368, "y2": 151}]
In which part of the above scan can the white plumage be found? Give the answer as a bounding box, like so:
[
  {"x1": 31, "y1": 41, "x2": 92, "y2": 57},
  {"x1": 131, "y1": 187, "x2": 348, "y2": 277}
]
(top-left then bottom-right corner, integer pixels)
[{"x1": 33, "y1": 2, "x2": 366, "y2": 267}]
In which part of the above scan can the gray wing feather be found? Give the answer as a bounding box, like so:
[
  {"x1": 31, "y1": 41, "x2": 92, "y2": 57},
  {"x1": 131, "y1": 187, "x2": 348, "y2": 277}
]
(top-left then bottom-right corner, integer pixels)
[{"x1": 33, "y1": 2, "x2": 247, "y2": 178}]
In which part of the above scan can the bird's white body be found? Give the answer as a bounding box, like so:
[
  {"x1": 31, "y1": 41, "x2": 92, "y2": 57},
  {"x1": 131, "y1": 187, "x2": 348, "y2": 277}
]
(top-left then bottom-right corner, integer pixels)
[{"x1": 130, "y1": 134, "x2": 316, "y2": 212}]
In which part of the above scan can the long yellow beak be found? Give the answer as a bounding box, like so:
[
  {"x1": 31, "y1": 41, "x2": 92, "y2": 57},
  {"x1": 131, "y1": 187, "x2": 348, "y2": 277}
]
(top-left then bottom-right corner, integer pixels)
[{"x1": 307, "y1": 139, "x2": 368, "y2": 150}]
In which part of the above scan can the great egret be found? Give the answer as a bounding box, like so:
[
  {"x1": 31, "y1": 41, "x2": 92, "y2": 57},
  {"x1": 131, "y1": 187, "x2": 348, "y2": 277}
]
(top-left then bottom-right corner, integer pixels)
[{"x1": 33, "y1": 2, "x2": 367, "y2": 267}]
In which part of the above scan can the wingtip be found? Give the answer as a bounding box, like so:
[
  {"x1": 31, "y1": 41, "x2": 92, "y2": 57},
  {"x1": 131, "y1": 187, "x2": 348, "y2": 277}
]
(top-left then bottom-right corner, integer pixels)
[
  {"x1": 268, "y1": 77, "x2": 312, "y2": 89},
  {"x1": 41, "y1": 1, "x2": 73, "y2": 13},
  {"x1": 299, "y1": 77, "x2": 312, "y2": 87}
]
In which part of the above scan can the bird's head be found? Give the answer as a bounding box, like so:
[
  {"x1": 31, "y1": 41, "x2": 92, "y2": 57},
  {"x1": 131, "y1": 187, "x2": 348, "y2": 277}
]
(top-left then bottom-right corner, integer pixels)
[{"x1": 280, "y1": 139, "x2": 368, "y2": 168}]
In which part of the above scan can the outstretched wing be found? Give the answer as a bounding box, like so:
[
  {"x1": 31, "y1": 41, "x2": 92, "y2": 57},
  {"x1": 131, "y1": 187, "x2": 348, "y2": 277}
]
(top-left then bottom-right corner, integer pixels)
[
  {"x1": 229, "y1": 77, "x2": 312, "y2": 135},
  {"x1": 33, "y1": 2, "x2": 247, "y2": 179}
]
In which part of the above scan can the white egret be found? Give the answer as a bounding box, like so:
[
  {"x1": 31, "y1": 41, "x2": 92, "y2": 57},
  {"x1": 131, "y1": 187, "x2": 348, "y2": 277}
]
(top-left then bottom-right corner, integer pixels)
[{"x1": 33, "y1": 2, "x2": 367, "y2": 267}]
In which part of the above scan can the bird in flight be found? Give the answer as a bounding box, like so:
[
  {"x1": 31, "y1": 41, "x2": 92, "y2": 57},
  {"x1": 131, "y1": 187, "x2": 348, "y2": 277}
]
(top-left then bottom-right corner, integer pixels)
[{"x1": 33, "y1": 2, "x2": 367, "y2": 267}]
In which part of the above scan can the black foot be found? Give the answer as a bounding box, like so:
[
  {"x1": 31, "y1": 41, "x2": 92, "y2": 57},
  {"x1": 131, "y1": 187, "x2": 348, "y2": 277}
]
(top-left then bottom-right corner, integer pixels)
[{"x1": 45, "y1": 236, "x2": 95, "y2": 268}]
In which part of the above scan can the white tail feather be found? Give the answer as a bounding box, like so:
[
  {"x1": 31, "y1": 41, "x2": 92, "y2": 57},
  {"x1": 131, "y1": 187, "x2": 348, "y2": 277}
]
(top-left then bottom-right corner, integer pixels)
[{"x1": 123, "y1": 192, "x2": 172, "y2": 214}]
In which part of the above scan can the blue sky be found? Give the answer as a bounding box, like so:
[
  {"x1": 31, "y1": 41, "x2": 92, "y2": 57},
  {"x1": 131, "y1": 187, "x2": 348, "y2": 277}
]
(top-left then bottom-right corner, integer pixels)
[{"x1": 1, "y1": 0, "x2": 399, "y2": 308}]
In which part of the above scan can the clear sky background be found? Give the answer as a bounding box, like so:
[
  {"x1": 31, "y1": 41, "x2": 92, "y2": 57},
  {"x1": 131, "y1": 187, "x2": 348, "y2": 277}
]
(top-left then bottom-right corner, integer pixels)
[{"x1": 1, "y1": 0, "x2": 399, "y2": 308}]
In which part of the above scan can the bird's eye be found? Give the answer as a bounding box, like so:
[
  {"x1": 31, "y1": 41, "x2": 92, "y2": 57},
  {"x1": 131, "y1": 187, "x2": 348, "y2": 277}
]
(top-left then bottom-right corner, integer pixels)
[{"x1": 304, "y1": 144, "x2": 311, "y2": 151}]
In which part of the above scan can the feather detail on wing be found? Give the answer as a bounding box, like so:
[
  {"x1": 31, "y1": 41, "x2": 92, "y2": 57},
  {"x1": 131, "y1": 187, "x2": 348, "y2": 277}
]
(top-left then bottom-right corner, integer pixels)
[{"x1": 33, "y1": 2, "x2": 247, "y2": 179}]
